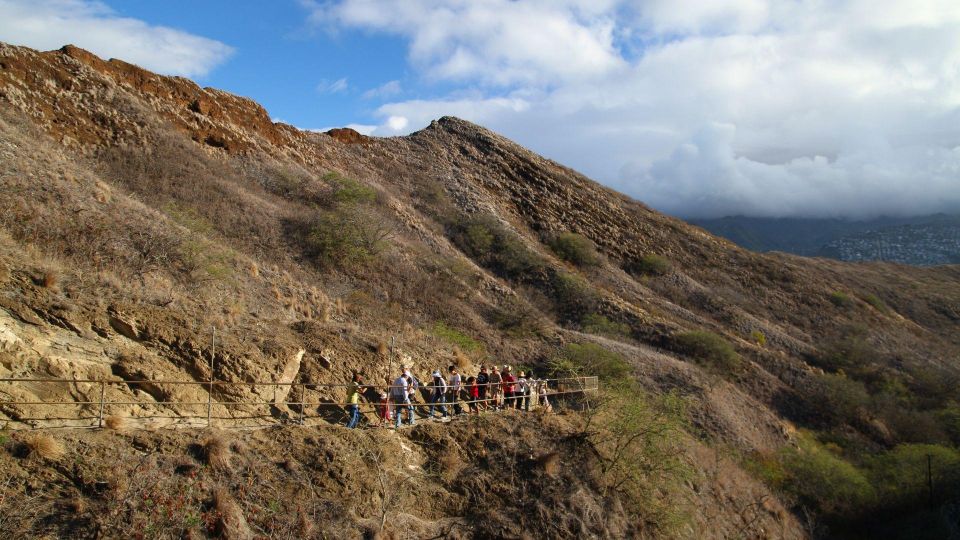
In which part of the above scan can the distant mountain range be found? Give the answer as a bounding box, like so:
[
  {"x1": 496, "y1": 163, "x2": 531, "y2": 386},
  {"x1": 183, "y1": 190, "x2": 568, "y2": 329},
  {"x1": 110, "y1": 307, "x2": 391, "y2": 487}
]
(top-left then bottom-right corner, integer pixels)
[{"x1": 691, "y1": 214, "x2": 960, "y2": 265}]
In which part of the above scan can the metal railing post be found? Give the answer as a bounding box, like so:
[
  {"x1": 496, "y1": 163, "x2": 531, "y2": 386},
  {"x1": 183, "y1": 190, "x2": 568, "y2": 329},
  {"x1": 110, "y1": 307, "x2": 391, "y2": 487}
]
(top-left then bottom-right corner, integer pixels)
[
  {"x1": 207, "y1": 327, "x2": 216, "y2": 428},
  {"x1": 97, "y1": 381, "x2": 106, "y2": 428},
  {"x1": 297, "y1": 384, "x2": 304, "y2": 425}
]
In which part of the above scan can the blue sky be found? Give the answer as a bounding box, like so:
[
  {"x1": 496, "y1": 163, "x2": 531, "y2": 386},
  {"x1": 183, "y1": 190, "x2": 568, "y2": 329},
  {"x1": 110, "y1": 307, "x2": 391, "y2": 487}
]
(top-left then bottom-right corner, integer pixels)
[
  {"x1": 103, "y1": 1, "x2": 413, "y2": 131},
  {"x1": 2, "y1": 0, "x2": 959, "y2": 219}
]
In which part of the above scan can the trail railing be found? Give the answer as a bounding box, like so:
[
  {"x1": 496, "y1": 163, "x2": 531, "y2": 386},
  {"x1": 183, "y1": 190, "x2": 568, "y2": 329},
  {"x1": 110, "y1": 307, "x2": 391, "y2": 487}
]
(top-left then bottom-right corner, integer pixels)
[{"x1": 0, "y1": 375, "x2": 599, "y2": 429}]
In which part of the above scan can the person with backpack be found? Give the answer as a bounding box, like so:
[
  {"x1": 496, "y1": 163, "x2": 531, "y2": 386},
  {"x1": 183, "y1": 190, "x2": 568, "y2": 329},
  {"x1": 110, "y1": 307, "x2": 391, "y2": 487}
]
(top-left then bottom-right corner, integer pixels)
[
  {"x1": 345, "y1": 372, "x2": 364, "y2": 428},
  {"x1": 392, "y1": 367, "x2": 415, "y2": 428},
  {"x1": 428, "y1": 370, "x2": 449, "y2": 419},
  {"x1": 476, "y1": 365, "x2": 490, "y2": 411},
  {"x1": 447, "y1": 365, "x2": 463, "y2": 415}
]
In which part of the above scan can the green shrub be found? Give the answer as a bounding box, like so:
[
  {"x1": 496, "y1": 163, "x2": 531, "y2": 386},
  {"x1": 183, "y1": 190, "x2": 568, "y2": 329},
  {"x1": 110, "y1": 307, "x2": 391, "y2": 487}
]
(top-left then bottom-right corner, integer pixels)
[
  {"x1": 431, "y1": 322, "x2": 483, "y2": 353},
  {"x1": 552, "y1": 272, "x2": 600, "y2": 321},
  {"x1": 778, "y1": 431, "x2": 875, "y2": 516},
  {"x1": 632, "y1": 254, "x2": 671, "y2": 276},
  {"x1": 588, "y1": 386, "x2": 691, "y2": 534},
  {"x1": 323, "y1": 172, "x2": 377, "y2": 205},
  {"x1": 802, "y1": 373, "x2": 870, "y2": 427},
  {"x1": 306, "y1": 205, "x2": 393, "y2": 266},
  {"x1": 750, "y1": 329, "x2": 767, "y2": 347},
  {"x1": 863, "y1": 294, "x2": 888, "y2": 313},
  {"x1": 450, "y1": 214, "x2": 546, "y2": 280},
  {"x1": 489, "y1": 299, "x2": 544, "y2": 337},
  {"x1": 672, "y1": 331, "x2": 741, "y2": 373},
  {"x1": 582, "y1": 313, "x2": 630, "y2": 339},
  {"x1": 866, "y1": 444, "x2": 960, "y2": 506},
  {"x1": 552, "y1": 342, "x2": 631, "y2": 382},
  {"x1": 829, "y1": 291, "x2": 854, "y2": 308},
  {"x1": 547, "y1": 232, "x2": 600, "y2": 267}
]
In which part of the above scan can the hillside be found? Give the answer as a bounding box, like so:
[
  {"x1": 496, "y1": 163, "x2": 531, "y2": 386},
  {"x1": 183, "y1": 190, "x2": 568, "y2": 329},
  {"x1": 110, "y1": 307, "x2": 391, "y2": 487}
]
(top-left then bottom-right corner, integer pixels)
[{"x1": 2, "y1": 42, "x2": 960, "y2": 538}]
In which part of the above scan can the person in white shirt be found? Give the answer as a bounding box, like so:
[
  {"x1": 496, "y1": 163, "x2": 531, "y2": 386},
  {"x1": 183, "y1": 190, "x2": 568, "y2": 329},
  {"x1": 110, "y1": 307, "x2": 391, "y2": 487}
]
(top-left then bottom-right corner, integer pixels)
[
  {"x1": 447, "y1": 365, "x2": 463, "y2": 415},
  {"x1": 391, "y1": 368, "x2": 415, "y2": 428}
]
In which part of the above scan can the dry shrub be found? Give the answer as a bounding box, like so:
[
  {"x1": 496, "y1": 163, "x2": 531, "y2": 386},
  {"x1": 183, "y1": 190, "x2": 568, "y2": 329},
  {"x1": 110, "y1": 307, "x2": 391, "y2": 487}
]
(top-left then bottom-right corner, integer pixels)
[
  {"x1": 40, "y1": 270, "x2": 58, "y2": 288},
  {"x1": 203, "y1": 433, "x2": 232, "y2": 470},
  {"x1": 318, "y1": 304, "x2": 331, "y2": 323},
  {"x1": 65, "y1": 495, "x2": 87, "y2": 514},
  {"x1": 104, "y1": 415, "x2": 127, "y2": 431},
  {"x1": 213, "y1": 487, "x2": 252, "y2": 540},
  {"x1": 248, "y1": 261, "x2": 259, "y2": 277},
  {"x1": 23, "y1": 433, "x2": 65, "y2": 461},
  {"x1": 376, "y1": 339, "x2": 389, "y2": 357},
  {"x1": 439, "y1": 450, "x2": 465, "y2": 482},
  {"x1": 537, "y1": 452, "x2": 560, "y2": 476},
  {"x1": 454, "y1": 349, "x2": 470, "y2": 369},
  {"x1": 0, "y1": 262, "x2": 9, "y2": 283},
  {"x1": 297, "y1": 512, "x2": 315, "y2": 537}
]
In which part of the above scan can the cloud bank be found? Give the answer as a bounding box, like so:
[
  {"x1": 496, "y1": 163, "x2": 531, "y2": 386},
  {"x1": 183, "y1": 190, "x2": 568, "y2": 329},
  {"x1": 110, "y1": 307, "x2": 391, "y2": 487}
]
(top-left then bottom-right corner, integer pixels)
[
  {"x1": 0, "y1": 0, "x2": 233, "y2": 77},
  {"x1": 308, "y1": 0, "x2": 960, "y2": 219}
]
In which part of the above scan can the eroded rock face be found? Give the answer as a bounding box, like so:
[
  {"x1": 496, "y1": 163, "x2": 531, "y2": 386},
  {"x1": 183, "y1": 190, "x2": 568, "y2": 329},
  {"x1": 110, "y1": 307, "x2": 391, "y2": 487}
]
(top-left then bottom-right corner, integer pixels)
[{"x1": 326, "y1": 127, "x2": 367, "y2": 145}]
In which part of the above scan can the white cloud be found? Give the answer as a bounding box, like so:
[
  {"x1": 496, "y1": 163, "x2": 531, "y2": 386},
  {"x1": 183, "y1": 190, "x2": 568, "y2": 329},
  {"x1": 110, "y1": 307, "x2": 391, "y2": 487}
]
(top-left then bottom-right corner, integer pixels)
[
  {"x1": 0, "y1": 0, "x2": 233, "y2": 77},
  {"x1": 307, "y1": 0, "x2": 624, "y2": 86},
  {"x1": 308, "y1": 0, "x2": 960, "y2": 218},
  {"x1": 317, "y1": 77, "x2": 349, "y2": 94},
  {"x1": 362, "y1": 79, "x2": 402, "y2": 99}
]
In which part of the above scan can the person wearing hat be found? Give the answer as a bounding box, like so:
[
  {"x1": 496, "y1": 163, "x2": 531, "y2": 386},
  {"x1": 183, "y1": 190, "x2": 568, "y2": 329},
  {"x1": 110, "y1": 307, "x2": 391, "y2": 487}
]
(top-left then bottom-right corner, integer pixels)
[
  {"x1": 502, "y1": 365, "x2": 516, "y2": 409},
  {"x1": 428, "y1": 369, "x2": 449, "y2": 419},
  {"x1": 489, "y1": 366, "x2": 503, "y2": 410},
  {"x1": 516, "y1": 370, "x2": 528, "y2": 411}
]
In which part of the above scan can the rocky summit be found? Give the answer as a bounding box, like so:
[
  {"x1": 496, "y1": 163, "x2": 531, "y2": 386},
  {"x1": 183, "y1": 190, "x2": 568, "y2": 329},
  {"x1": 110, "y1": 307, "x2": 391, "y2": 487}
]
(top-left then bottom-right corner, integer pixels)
[{"x1": 1, "y1": 42, "x2": 960, "y2": 539}]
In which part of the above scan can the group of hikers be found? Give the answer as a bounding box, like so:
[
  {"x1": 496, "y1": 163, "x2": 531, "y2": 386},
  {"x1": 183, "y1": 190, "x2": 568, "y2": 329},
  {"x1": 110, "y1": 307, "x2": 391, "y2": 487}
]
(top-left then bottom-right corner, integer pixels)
[{"x1": 344, "y1": 364, "x2": 553, "y2": 429}]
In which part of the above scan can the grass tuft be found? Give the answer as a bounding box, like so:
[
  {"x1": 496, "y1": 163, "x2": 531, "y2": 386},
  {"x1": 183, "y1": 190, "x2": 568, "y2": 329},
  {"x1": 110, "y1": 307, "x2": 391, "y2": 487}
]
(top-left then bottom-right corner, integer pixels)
[
  {"x1": 203, "y1": 433, "x2": 232, "y2": 471},
  {"x1": 23, "y1": 433, "x2": 65, "y2": 460}
]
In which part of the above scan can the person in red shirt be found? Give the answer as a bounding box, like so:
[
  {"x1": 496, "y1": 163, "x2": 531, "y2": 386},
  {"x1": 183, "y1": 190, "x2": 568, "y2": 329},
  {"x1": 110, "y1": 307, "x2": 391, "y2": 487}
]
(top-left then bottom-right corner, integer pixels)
[
  {"x1": 502, "y1": 366, "x2": 516, "y2": 409},
  {"x1": 466, "y1": 376, "x2": 480, "y2": 414}
]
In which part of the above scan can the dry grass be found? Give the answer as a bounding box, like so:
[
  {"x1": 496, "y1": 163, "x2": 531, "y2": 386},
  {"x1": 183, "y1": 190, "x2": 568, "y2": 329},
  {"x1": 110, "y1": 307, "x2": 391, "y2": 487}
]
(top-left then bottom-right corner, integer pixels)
[
  {"x1": 203, "y1": 433, "x2": 232, "y2": 471},
  {"x1": 376, "y1": 339, "x2": 389, "y2": 357},
  {"x1": 23, "y1": 433, "x2": 65, "y2": 461},
  {"x1": 104, "y1": 415, "x2": 127, "y2": 431},
  {"x1": 454, "y1": 349, "x2": 470, "y2": 369},
  {"x1": 213, "y1": 487, "x2": 252, "y2": 540},
  {"x1": 0, "y1": 262, "x2": 9, "y2": 283}
]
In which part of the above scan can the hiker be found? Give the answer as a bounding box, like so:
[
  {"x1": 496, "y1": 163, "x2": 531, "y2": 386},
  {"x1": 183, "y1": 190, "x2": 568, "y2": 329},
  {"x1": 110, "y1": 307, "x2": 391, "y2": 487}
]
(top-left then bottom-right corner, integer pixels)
[
  {"x1": 345, "y1": 372, "x2": 363, "y2": 429},
  {"x1": 406, "y1": 373, "x2": 421, "y2": 420},
  {"x1": 502, "y1": 365, "x2": 516, "y2": 408},
  {"x1": 377, "y1": 377, "x2": 393, "y2": 427},
  {"x1": 448, "y1": 365, "x2": 463, "y2": 415},
  {"x1": 428, "y1": 370, "x2": 449, "y2": 419},
  {"x1": 476, "y1": 365, "x2": 490, "y2": 411},
  {"x1": 538, "y1": 379, "x2": 552, "y2": 413},
  {"x1": 489, "y1": 366, "x2": 503, "y2": 410},
  {"x1": 466, "y1": 376, "x2": 480, "y2": 414},
  {"x1": 391, "y1": 368, "x2": 415, "y2": 428},
  {"x1": 516, "y1": 371, "x2": 528, "y2": 411}
]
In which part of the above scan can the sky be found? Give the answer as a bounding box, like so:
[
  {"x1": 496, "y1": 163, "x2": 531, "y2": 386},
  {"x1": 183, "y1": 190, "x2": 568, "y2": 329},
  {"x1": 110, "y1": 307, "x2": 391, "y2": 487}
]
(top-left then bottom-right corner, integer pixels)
[{"x1": 1, "y1": 0, "x2": 959, "y2": 220}]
